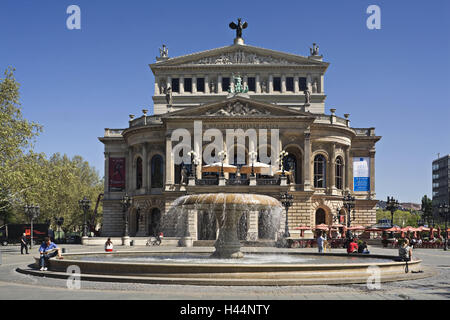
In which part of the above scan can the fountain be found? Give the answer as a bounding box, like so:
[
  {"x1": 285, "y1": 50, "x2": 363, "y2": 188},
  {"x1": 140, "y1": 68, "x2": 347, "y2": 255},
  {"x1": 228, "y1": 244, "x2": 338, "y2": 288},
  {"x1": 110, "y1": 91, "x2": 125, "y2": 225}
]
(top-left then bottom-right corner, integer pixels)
[
  {"x1": 23, "y1": 192, "x2": 428, "y2": 286},
  {"x1": 171, "y1": 193, "x2": 282, "y2": 259}
]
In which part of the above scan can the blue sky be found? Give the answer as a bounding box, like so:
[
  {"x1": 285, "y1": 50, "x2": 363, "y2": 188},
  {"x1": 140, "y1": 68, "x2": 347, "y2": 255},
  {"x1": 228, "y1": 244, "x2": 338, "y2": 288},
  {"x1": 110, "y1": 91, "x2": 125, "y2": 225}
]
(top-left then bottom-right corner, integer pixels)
[{"x1": 1, "y1": 0, "x2": 449, "y2": 203}]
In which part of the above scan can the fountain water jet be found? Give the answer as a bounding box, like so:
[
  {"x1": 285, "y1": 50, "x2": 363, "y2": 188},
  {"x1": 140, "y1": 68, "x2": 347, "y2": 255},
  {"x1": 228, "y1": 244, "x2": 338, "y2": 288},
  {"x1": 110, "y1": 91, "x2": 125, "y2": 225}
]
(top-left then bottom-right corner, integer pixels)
[{"x1": 171, "y1": 193, "x2": 282, "y2": 259}]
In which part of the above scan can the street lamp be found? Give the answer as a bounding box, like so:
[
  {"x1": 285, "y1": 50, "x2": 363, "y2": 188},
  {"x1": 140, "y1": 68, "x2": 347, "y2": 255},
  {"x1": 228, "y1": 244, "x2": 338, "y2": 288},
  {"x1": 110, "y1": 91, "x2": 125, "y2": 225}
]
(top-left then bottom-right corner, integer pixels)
[
  {"x1": 280, "y1": 192, "x2": 294, "y2": 238},
  {"x1": 249, "y1": 151, "x2": 257, "y2": 177},
  {"x1": 386, "y1": 196, "x2": 399, "y2": 228},
  {"x1": 342, "y1": 193, "x2": 356, "y2": 239},
  {"x1": 438, "y1": 203, "x2": 449, "y2": 251},
  {"x1": 24, "y1": 204, "x2": 40, "y2": 249},
  {"x1": 218, "y1": 150, "x2": 227, "y2": 177},
  {"x1": 121, "y1": 194, "x2": 132, "y2": 237},
  {"x1": 78, "y1": 197, "x2": 91, "y2": 237},
  {"x1": 54, "y1": 217, "x2": 64, "y2": 243}
]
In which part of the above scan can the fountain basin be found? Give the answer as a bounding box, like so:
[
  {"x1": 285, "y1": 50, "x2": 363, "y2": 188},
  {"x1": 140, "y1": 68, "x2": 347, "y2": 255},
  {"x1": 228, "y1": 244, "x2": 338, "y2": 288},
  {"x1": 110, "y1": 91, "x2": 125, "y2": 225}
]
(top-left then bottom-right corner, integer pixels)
[{"x1": 28, "y1": 249, "x2": 429, "y2": 286}]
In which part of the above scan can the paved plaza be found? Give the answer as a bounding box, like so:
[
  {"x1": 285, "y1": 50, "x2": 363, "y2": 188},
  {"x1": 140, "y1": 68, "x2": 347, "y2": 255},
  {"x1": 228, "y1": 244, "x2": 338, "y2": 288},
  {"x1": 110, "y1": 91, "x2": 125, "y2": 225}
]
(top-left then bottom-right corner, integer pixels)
[{"x1": 0, "y1": 244, "x2": 448, "y2": 301}]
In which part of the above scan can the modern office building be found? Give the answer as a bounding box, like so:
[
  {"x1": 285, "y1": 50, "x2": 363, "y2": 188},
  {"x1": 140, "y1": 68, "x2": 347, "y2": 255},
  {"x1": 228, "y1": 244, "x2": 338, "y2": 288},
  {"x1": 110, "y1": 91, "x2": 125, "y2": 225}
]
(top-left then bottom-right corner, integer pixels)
[{"x1": 432, "y1": 154, "x2": 450, "y2": 207}]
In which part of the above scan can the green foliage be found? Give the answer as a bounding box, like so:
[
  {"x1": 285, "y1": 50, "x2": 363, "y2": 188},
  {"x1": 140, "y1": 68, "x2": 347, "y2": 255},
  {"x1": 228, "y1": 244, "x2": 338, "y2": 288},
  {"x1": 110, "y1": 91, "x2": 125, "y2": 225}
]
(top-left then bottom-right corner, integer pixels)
[
  {"x1": 0, "y1": 67, "x2": 103, "y2": 232},
  {"x1": 376, "y1": 209, "x2": 420, "y2": 227}
]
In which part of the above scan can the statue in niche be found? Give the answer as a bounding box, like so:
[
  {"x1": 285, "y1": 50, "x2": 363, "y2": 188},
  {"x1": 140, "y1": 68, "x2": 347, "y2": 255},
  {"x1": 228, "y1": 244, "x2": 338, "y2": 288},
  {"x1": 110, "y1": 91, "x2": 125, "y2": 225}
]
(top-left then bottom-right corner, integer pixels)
[
  {"x1": 312, "y1": 80, "x2": 318, "y2": 93},
  {"x1": 210, "y1": 81, "x2": 216, "y2": 93},
  {"x1": 180, "y1": 164, "x2": 188, "y2": 185},
  {"x1": 261, "y1": 80, "x2": 267, "y2": 93},
  {"x1": 159, "y1": 81, "x2": 166, "y2": 95},
  {"x1": 304, "y1": 89, "x2": 311, "y2": 104},
  {"x1": 164, "y1": 86, "x2": 173, "y2": 106}
]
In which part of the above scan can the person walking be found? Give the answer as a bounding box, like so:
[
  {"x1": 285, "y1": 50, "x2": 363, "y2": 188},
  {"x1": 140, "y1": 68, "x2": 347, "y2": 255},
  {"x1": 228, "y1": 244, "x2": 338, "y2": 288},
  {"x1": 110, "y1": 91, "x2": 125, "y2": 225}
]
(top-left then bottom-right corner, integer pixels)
[
  {"x1": 317, "y1": 232, "x2": 325, "y2": 253},
  {"x1": 20, "y1": 233, "x2": 29, "y2": 254}
]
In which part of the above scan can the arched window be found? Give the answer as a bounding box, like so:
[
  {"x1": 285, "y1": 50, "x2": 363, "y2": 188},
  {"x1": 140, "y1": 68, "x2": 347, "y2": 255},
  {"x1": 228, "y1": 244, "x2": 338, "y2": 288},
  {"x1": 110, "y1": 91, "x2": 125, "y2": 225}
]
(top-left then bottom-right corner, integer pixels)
[
  {"x1": 136, "y1": 157, "x2": 143, "y2": 189},
  {"x1": 314, "y1": 154, "x2": 326, "y2": 188},
  {"x1": 151, "y1": 155, "x2": 164, "y2": 188},
  {"x1": 335, "y1": 156, "x2": 343, "y2": 190},
  {"x1": 149, "y1": 208, "x2": 161, "y2": 236},
  {"x1": 284, "y1": 153, "x2": 300, "y2": 184},
  {"x1": 315, "y1": 208, "x2": 326, "y2": 225}
]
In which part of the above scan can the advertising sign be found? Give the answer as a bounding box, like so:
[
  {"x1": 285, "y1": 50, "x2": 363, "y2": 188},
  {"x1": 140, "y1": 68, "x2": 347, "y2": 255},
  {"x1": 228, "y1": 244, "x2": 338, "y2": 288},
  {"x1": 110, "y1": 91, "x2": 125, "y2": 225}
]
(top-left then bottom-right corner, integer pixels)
[
  {"x1": 109, "y1": 158, "x2": 126, "y2": 191},
  {"x1": 353, "y1": 157, "x2": 370, "y2": 192}
]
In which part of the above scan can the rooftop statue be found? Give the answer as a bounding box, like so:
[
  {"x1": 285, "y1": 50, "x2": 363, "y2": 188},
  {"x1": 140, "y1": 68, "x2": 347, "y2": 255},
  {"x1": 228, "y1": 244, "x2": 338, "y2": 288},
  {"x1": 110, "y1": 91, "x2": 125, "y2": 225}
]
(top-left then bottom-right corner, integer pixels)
[
  {"x1": 229, "y1": 18, "x2": 248, "y2": 39},
  {"x1": 228, "y1": 76, "x2": 248, "y2": 94}
]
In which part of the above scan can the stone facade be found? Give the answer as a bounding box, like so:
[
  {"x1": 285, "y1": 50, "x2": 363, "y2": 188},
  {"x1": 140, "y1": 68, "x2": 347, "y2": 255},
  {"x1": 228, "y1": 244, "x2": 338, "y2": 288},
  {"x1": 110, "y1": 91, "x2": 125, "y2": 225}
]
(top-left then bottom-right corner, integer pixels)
[{"x1": 99, "y1": 33, "x2": 381, "y2": 241}]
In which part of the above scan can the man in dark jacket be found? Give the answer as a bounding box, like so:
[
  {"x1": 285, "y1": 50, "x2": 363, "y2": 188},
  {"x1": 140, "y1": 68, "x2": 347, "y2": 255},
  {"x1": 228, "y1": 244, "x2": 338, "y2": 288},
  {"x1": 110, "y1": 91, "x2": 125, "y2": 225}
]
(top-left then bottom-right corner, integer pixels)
[{"x1": 20, "y1": 233, "x2": 29, "y2": 254}]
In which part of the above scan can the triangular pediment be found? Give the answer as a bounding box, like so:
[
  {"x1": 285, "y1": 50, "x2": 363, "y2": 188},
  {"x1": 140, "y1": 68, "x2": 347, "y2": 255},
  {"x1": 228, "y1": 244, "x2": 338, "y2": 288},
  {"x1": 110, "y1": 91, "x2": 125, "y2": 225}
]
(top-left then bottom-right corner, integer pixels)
[
  {"x1": 151, "y1": 44, "x2": 328, "y2": 69},
  {"x1": 161, "y1": 96, "x2": 316, "y2": 120}
]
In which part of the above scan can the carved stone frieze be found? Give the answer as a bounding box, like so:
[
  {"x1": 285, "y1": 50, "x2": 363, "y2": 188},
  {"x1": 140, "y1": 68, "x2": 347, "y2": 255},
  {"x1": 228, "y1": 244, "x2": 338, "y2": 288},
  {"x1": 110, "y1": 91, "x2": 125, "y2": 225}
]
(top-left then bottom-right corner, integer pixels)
[
  {"x1": 185, "y1": 50, "x2": 296, "y2": 65},
  {"x1": 206, "y1": 101, "x2": 271, "y2": 117}
]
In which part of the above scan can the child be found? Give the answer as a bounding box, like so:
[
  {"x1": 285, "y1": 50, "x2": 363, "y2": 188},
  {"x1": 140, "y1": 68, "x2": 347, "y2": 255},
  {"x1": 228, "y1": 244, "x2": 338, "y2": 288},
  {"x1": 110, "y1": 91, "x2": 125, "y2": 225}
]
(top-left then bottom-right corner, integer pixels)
[{"x1": 105, "y1": 238, "x2": 113, "y2": 252}]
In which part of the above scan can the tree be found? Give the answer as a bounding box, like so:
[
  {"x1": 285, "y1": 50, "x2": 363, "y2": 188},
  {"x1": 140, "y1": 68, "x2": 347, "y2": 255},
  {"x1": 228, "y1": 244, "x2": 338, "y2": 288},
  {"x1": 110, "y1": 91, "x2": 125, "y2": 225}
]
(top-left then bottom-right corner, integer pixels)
[
  {"x1": 0, "y1": 67, "x2": 43, "y2": 210},
  {"x1": 421, "y1": 195, "x2": 434, "y2": 226}
]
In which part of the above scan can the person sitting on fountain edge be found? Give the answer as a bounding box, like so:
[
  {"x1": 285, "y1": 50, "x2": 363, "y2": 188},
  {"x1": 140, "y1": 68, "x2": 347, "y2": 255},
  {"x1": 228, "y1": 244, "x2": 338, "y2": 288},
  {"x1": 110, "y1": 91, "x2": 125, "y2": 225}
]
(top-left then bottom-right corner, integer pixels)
[
  {"x1": 39, "y1": 237, "x2": 63, "y2": 271},
  {"x1": 347, "y1": 238, "x2": 358, "y2": 254}
]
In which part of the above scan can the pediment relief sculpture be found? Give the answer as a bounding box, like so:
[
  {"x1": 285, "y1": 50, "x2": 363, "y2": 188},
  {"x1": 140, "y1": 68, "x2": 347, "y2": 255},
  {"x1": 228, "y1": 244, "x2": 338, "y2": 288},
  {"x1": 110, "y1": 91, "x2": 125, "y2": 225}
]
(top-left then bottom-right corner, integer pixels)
[
  {"x1": 206, "y1": 101, "x2": 271, "y2": 117},
  {"x1": 186, "y1": 50, "x2": 295, "y2": 65}
]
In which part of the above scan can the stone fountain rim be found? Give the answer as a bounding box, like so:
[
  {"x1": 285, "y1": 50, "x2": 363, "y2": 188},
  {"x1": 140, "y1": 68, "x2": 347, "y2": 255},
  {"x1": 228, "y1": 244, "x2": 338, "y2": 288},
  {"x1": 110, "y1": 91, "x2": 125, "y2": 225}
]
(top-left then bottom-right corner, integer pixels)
[{"x1": 176, "y1": 193, "x2": 282, "y2": 207}]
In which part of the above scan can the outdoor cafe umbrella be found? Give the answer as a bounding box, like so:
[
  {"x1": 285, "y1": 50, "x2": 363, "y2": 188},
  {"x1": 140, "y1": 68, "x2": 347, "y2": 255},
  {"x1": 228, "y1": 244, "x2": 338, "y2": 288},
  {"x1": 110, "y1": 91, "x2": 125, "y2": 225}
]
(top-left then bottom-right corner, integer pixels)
[
  {"x1": 240, "y1": 161, "x2": 271, "y2": 175},
  {"x1": 315, "y1": 224, "x2": 329, "y2": 231},
  {"x1": 202, "y1": 162, "x2": 237, "y2": 173},
  {"x1": 294, "y1": 225, "x2": 310, "y2": 237},
  {"x1": 348, "y1": 226, "x2": 365, "y2": 231},
  {"x1": 385, "y1": 226, "x2": 402, "y2": 232}
]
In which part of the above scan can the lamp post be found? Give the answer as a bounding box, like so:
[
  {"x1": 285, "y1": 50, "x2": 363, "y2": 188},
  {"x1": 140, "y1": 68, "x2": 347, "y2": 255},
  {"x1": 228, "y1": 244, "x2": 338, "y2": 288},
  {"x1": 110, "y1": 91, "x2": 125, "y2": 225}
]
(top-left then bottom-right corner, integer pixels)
[
  {"x1": 121, "y1": 194, "x2": 132, "y2": 238},
  {"x1": 24, "y1": 204, "x2": 40, "y2": 249},
  {"x1": 280, "y1": 192, "x2": 293, "y2": 238},
  {"x1": 218, "y1": 150, "x2": 227, "y2": 177},
  {"x1": 78, "y1": 197, "x2": 91, "y2": 238},
  {"x1": 438, "y1": 203, "x2": 449, "y2": 251},
  {"x1": 249, "y1": 151, "x2": 257, "y2": 177},
  {"x1": 342, "y1": 193, "x2": 355, "y2": 239},
  {"x1": 54, "y1": 217, "x2": 64, "y2": 243},
  {"x1": 386, "y1": 196, "x2": 399, "y2": 228}
]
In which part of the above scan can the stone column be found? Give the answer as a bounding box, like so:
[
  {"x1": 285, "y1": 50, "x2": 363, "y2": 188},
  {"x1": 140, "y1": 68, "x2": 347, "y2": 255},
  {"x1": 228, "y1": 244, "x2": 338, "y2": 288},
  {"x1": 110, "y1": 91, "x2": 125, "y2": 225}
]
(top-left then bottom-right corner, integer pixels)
[
  {"x1": 165, "y1": 133, "x2": 174, "y2": 188},
  {"x1": 294, "y1": 76, "x2": 299, "y2": 93},
  {"x1": 104, "y1": 152, "x2": 110, "y2": 192},
  {"x1": 192, "y1": 76, "x2": 197, "y2": 94},
  {"x1": 127, "y1": 147, "x2": 133, "y2": 192},
  {"x1": 256, "y1": 74, "x2": 261, "y2": 93},
  {"x1": 167, "y1": 76, "x2": 172, "y2": 89},
  {"x1": 243, "y1": 75, "x2": 248, "y2": 90},
  {"x1": 330, "y1": 143, "x2": 337, "y2": 194},
  {"x1": 205, "y1": 75, "x2": 210, "y2": 94},
  {"x1": 303, "y1": 131, "x2": 312, "y2": 190},
  {"x1": 142, "y1": 143, "x2": 148, "y2": 191},
  {"x1": 281, "y1": 75, "x2": 286, "y2": 93},
  {"x1": 320, "y1": 75, "x2": 324, "y2": 93},
  {"x1": 346, "y1": 147, "x2": 352, "y2": 192},
  {"x1": 269, "y1": 75, "x2": 274, "y2": 93},
  {"x1": 306, "y1": 74, "x2": 312, "y2": 91},
  {"x1": 218, "y1": 75, "x2": 223, "y2": 93},
  {"x1": 179, "y1": 76, "x2": 184, "y2": 94},
  {"x1": 154, "y1": 77, "x2": 159, "y2": 95}
]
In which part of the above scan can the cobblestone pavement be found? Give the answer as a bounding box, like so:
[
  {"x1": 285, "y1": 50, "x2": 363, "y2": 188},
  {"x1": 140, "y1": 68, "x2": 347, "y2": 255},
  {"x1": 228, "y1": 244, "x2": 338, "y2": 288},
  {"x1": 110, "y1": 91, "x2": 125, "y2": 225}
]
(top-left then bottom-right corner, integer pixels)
[{"x1": 0, "y1": 244, "x2": 448, "y2": 300}]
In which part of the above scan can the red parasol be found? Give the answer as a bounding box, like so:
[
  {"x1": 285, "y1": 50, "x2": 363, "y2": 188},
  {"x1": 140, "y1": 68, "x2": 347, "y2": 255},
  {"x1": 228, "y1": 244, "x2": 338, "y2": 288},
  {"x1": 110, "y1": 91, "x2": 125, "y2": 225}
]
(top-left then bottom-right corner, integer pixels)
[
  {"x1": 315, "y1": 224, "x2": 329, "y2": 230},
  {"x1": 348, "y1": 225, "x2": 365, "y2": 231},
  {"x1": 385, "y1": 226, "x2": 402, "y2": 232},
  {"x1": 294, "y1": 225, "x2": 310, "y2": 237}
]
